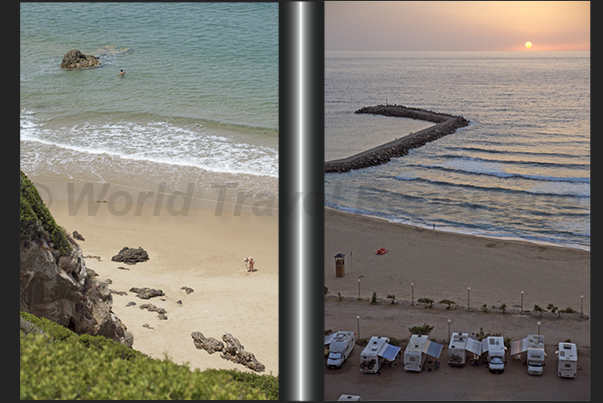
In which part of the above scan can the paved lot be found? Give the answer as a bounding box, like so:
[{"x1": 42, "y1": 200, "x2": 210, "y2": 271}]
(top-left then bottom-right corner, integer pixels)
[{"x1": 325, "y1": 299, "x2": 590, "y2": 401}]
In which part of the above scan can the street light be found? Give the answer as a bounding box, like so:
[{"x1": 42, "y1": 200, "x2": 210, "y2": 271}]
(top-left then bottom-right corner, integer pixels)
[
  {"x1": 467, "y1": 287, "x2": 471, "y2": 311},
  {"x1": 521, "y1": 291, "x2": 524, "y2": 315},
  {"x1": 580, "y1": 295, "x2": 584, "y2": 317},
  {"x1": 357, "y1": 279, "x2": 361, "y2": 299},
  {"x1": 357, "y1": 316, "x2": 360, "y2": 340},
  {"x1": 448, "y1": 319, "x2": 451, "y2": 343},
  {"x1": 537, "y1": 321, "x2": 541, "y2": 335}
]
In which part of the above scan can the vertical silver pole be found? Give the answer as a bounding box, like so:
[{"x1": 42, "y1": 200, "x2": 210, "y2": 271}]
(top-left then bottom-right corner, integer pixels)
[{"x1": 280, "y1": 2, "x2": 324, "y2": 401}]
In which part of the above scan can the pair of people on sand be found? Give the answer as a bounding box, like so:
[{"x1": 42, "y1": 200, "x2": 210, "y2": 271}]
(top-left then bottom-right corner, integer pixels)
[{"x1": 244, "y1": 256, "x2": 255, "y2": 272}]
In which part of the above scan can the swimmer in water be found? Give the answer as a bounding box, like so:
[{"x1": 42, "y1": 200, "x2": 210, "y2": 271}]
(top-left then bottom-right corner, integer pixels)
[{"x1": 117, "y1": 69, "x2": 125, "y2": 76}]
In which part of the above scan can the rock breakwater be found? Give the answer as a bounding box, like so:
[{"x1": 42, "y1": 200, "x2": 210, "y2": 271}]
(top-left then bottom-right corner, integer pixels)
[{"x1": 325, "y1": 105, "x2": 470, "y2": 173}]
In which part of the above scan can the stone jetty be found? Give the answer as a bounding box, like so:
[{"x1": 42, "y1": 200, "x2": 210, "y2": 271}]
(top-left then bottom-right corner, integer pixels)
[{"x1": 324, "y1": 105, "x2": 470, "y2": 173}]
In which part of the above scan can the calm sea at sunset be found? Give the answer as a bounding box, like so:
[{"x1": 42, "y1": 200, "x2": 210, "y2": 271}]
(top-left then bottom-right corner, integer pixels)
[{"x1": 325, "y1": 51, "x2": 589, "y2": 250}]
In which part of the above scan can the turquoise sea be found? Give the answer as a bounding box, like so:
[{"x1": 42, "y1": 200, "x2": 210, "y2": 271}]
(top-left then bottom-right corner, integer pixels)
[
  {"x1": 20, "y1": 3, "x2": 278, "y2": 204},
  {"x1": 325, "y1": 51, "x2": 590, "y2": 250}
]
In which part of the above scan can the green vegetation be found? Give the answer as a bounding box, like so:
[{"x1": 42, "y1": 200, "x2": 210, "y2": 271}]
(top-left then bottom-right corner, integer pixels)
[
  {"x1": 417, "y1": 297, "x2": 434, "y2": 308},
  {"x1": 371, "y1": 291, "x2": 378, "y2": 304},
  {"x1": 439, "y1": 299, "x2": 456, "y2": 310},
  {"x1": 386, "y1": 294, "x2": 396, "y2": 304},
  {"x1": 408, "y1": 323, "x2": 434, "y2": 336},
  {"x1": 20, "y1": 311, "x2": 278, "y2": 400},
  {"x1": 20, "y1": 171, "x2": 72, "y2": 256}
]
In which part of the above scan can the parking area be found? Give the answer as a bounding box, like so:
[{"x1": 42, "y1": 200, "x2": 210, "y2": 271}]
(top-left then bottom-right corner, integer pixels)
[{"x1": 325, "y1": 299, "x2": 590, "y2": 400}]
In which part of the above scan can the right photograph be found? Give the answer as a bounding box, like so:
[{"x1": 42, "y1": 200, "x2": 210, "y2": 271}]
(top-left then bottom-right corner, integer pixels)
[{"x1": 323, "y1": 2, "x2": 590, "y2": 400}]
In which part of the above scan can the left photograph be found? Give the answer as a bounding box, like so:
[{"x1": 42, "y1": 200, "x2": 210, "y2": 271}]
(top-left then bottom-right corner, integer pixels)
[{"x1": 20, "y1": 3, "x2": 278, "y2": 399}]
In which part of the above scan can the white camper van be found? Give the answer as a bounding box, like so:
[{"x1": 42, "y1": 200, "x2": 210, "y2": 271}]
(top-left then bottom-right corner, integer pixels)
[
  {"x1": 326, "y1": 331, "x2": 356, "y2": 369},
  {"x1": 556, "y1": 342, "x2": 578, "y2": 378},
  {"x1": 448, "y1": 333, "x2": 469, "y2": 366},
  {"x1": 526, "y1": 335, "x2": 546, "y2": 375},
  {"x1": 510, "y1": 334, "x2": 546, "y2": 375},
  {"x1": 483, "y1": 336, "x2": 506, "y2": 373},
  {"x1": 448, "y1": 332, "x2": 483, "y2": 366},
  {"x1": 404, "y1": 334, "x2": 444, "y2": 372},
  {"x1": 359, "y1": 336, "x2": 401, "y2": 373}
]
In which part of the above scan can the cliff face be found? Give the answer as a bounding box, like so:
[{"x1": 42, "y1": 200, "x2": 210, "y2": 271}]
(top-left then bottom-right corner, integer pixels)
[{"x1": 20, "y1": 172, "x2": 132, "y2": 346}]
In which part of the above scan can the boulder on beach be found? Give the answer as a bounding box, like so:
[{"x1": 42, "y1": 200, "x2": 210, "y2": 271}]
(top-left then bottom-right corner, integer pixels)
[
  {"x1": 221, "y1": 333, "x2": 266, "y2": 373},
  {"x1": 112, "y1": 247, "x2": 149, "y2": 264},
  {"x1": 191, "y1": 331, "x2": 225, "y2": 354},
  {"x1": 129, "y1": 287, "x2": 164, "y2": 299},
  {"x1": 72, "y1": 231, "x2": 85, "y2": 241},
  {"x1": 60, "y1": 49, "x2": 100, "y2": 69}
]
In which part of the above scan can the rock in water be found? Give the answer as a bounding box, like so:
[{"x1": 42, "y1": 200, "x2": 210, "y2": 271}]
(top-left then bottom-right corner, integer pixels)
[
  {"x1": 60, "y1": 49, "x2": 100, "y2": 69},
  {"x1": 112, "y1": 247, "x2": 149, "y2": 264},
  {"x1": 191, "y1": 331, "x2": 225, "y2": 354},
  {"x1": 72, "y1": 231, "x2": 85, "y2": 241}
]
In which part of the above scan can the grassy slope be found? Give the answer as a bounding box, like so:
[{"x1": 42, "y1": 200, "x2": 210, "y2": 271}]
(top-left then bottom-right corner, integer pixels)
[{"x1": 20, "y1": 312, "x2": 279, "y2": 400}]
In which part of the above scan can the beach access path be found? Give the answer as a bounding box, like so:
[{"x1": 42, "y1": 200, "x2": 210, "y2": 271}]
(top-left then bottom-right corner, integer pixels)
[{"x1": 324, "y1": 105, "x2": 470, "y2": 173}]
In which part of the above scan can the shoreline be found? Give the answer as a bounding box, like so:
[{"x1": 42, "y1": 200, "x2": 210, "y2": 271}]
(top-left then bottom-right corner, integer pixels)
[
  {"x1": 326, "y1": 205, "x2": 589, "y2": 252},
  {"x1": 324, "y1": 104, "x2": 470, "y2": 173},
  {"x1": 31, "y1": 177, "x2": 279, "y2": 375},
  {"x1": 324, "y1": 207, "x2": 590, "y2": 315}
]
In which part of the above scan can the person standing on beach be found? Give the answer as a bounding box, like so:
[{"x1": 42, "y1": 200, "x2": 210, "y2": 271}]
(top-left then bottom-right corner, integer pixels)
[
  {"x1": 244, "y1": 256, "x2": 255, "y2": 272},
  {"x1": 117, "y1": 69, "x2": 125, "y2": 76}
]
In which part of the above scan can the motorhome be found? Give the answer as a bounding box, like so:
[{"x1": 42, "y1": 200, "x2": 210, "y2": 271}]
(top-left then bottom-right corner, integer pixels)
[
  {"x1": 556, "y1": 342, "x2": 578, "y2": 378},
  {"x1": 448, "y1": 333, "x2": 469, "y2": 366},
  {"x1": 483, "y1": 336, "x2": 506, "y2": 373},
  {"x1": 526, "y1": 335, "x2": 546, "y2": 375},
  {"x1": 326, "y1": 331, "x2": 356, "y2": 369},
  {"x1": 404, "y1": 334, "x2": 444, "y2": 372},
  {"x1": 359, "y1": 336, "x2": 401, "y2": 373},
  {"x1": 510, "y1": 334, "x2": 546, "y2": 375}
]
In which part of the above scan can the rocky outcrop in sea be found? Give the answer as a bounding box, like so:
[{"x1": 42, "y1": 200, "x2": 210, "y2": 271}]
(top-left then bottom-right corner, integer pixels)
[
  {"x1": 60, "y1": 49, "x2": 100, "y2": 69},
  {"x1": 112, "y1": 247, "x2": 149, "y2": 264},
  {"x1": 324, "y1": 104, "x2": 470, "y2": 173}
]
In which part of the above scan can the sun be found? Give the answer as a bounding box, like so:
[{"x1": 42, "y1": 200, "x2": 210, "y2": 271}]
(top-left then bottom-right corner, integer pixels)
[{"x1": 525, "y1": 41, "x2": 533, "y2": 49}]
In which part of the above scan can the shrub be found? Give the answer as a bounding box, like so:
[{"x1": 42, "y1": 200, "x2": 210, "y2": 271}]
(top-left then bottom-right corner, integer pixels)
[
  {"x1": 439, "y1": 299, "x2": 455, "y2": 310},
  {"x1": 387, "y1": 294, "x2": 395, "y2": 304},
  {"x1": 20, "y1": 171, "x2": 72, "y2": 256},
  {"x1": 408, "y1": 323, "x2": 434, "y2": 336},
  {"x1": 417, "y1": 297, "x2": 434, "y2": 308},
  {"x1": 371, "y1": 291, "x2": 377, "y2": 304}
]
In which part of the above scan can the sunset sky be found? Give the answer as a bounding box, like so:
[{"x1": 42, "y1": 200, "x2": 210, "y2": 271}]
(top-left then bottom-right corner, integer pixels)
[{"x1": 325, "y1": 1, "x2": 590, "y2": 52}]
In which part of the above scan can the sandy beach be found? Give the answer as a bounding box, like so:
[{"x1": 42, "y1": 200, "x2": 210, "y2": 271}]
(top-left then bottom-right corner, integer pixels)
[
  {"x1": 325, "y1": 208, "x2": 590, "y2": 315},
  {"x1": 32, "y1": 177, "x2": 278, "y2": 376},
  {"x1": 324, "y1": 207, "x2": 590, "y2": 400}
]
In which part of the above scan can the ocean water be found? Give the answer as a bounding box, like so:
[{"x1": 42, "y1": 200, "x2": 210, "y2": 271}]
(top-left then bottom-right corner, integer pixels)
[
  {"x1": 325, "y1": 51, "x2": 590, "y2": 250},
  {"x1": 20, "y1": 3, "x2": 278, "y2": 205}
]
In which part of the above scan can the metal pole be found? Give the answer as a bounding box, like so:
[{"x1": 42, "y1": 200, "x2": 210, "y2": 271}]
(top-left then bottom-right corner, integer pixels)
[
  {"x1": 411, "y1": 283, "x2": 415, "y2": 305},
  {"x1": 580, "y1": 295, "x2": 584, "y2": 317},
  {"x1": 537, "y1": 321, "x2": 541, "y2": 335},
  {"x1": 467, "y1": 287, "x2": 471, "y2": 311},
  {"x1": 521, "y1": 291, "x2": 524, "y2": 315},
  {"x1": 448, "y1": 319, "x2": 451, "y2": 343},
  {"x1": 357, "y1": 316, "x2": 360, "y2": 340},
  {"x1": 357, "y1": 279, "x2": 361, "y2": 299}
]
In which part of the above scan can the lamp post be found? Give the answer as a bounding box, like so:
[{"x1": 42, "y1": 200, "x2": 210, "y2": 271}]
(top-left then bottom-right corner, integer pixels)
[
  {"x1": 580, "y1": 295, "x2": 584, "y2": 317},
  {"x1": 411, "y1": 283, "x2": 415, "y2": 305},
  {"x1": 357, "y1": 279, "x2": 361, "y2": 299},
  {"x1": 537, "y1": 321, "x2": 541, "y2": 335},
  {"x1": 448, "y1": 319, "x2": 451, "y2": 343},
  {"x1": 521, "y1": 291, "x2": 524, "y2": 315},
  {"x1": 357, "y1": 316, "x2": 360, "y2": 340},
  {"x1": 467, "y1": 287, "x2": 471, "y2": 311}
]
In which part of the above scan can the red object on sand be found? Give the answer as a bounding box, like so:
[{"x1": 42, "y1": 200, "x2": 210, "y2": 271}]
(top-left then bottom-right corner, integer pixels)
[{"x1": 376, "y1": 248, "x2": 388, "y2": 255}]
